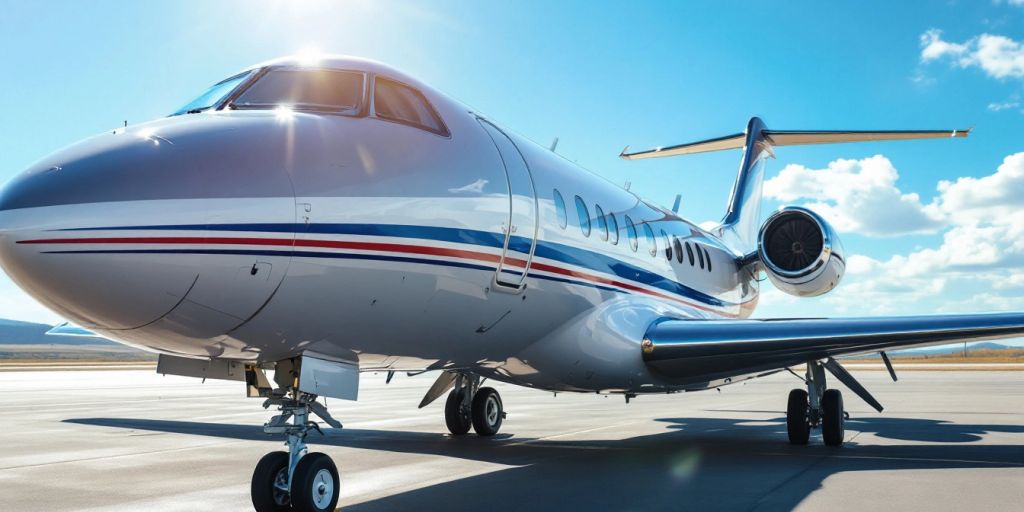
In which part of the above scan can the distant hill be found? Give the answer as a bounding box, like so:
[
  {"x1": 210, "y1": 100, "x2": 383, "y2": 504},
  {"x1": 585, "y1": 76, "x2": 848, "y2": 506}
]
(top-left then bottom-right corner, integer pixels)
[
  {"x1": 0, "y1": 318, "x2": 117, "y2": 346},
  {"x1": 895, "y1": 342, "x2": 1010, "y2": 355},
  {"x1": 850, "y1": 341, "x2": 1017, "y2": 359}
]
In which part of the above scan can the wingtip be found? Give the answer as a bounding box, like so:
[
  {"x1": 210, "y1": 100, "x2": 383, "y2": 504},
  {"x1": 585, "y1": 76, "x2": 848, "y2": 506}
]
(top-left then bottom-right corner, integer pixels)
[{"x1": 619, "y1": 145, "x2": 631, "y2": 159}]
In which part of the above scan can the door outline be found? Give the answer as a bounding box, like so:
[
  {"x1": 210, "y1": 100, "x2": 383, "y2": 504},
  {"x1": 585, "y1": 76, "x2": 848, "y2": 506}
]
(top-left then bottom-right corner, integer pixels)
[{"x1": 477, "y1": 117, "x2": 539, "y2": 291}]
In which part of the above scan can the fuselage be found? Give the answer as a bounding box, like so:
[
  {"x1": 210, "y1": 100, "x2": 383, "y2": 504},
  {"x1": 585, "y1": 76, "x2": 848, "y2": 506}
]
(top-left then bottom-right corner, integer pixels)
[{"x1": 0, "y1": 56, "x2": 758, "y2": 393}]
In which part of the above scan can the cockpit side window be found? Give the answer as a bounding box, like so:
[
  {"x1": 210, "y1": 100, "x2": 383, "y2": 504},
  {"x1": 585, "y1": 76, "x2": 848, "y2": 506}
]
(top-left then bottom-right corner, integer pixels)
[
  {"x1": 231, "y1": 68, "x2": 365, "y2": 115},
  {"x1": 171, "y1": 70, "x2": 255, "y2": 116},
  {"x1": 374, "y1": 77, "x2": 449, "y2": 136}
]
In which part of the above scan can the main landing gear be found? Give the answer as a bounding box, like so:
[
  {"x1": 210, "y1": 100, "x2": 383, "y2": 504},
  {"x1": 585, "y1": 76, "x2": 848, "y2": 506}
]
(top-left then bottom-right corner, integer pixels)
[
  {"x1": 787, "y1": 360, "x2": 845, "y2": 447},
  {"x1": 444, "y1": 373, "x2": 505, "y2": 436},
  {"x1": 251, "y1": 392, "x2": 343, "y2": 512}
]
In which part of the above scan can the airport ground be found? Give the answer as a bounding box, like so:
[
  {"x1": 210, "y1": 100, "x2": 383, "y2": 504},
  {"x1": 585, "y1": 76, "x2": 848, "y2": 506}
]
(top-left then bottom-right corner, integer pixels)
[{"x1": 1, "y1": 369, "x2": 1022, "y2": 511}]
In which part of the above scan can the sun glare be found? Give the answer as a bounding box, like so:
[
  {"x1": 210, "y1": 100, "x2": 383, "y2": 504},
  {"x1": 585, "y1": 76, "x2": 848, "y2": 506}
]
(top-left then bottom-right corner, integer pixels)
[
  {"x1": 275, "y1": 105, "x2": 295, "y2": 122},
  {"x1": 295, "y1": 46, "x2": 325, "y2": 67}
]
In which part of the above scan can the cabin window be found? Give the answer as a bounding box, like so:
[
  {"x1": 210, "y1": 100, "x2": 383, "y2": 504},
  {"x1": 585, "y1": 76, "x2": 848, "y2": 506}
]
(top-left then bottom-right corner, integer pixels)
[
  {"x1": 608, "y1": 213, "x2": 620, "y2": 245},
  {"x1": 685, "y1": 241, "x2": 695, "y2": 266},
  {"x1": 553, "y1": 189, "x2": 567, "y2": 229},
  {"x1": 625, "y1": 215, "x2": 638, "y2": 252},
  {"x1": 595, "y1": 204, "x2": 609, "y2": 241},
  {"x1": 643, "y1": 223, "x2": 657, "y2": 257},
  {"x1": 696, "y1": 243, "x2": 706, "y2": 269},
  {"x1": 704, "y1": 246, "x2": 713, "y2": 271},
  {"x1": 374, "y1": 76, "x2": 449, "y2": 136},
  {"x1": 232, "y1": 68, "x2": 364, "y2": 115},
  {"x1": 674, "y1": 237, "x2": 684, "y2": 264},
  {"x1": 662, "y1": 230, "x2": 672, "y2": 261},
  {"x1": 575, "y1": 196, "x2": 591, "y2": 237}
]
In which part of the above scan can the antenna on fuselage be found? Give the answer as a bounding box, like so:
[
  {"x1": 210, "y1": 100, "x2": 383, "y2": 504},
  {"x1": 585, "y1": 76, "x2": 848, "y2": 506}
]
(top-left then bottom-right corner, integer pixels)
[
  {"x1": 549, "y1": 137, "x2": 559, "y2": 152},
  {"x1": 624, "y1": 180, "x2": 631, "y2": 191},
  {"x1": 672, "y1": 194, "x2": 682, "y2": 213}
]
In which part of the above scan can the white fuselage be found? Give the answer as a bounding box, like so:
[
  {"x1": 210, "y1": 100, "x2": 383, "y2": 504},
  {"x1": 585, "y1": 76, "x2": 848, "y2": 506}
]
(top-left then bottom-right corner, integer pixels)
[{"x1": 0, "y1": 57, "x2": 758, "y2": 394}]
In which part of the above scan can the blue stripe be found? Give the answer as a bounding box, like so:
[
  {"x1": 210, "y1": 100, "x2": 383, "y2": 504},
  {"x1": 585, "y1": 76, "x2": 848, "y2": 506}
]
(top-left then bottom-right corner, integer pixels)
[
  {"x1": 54, "y1": 222, "x2": 730, "y2": 308},
  {"x1": 41, "y1": 248, "x2": 624, "y2": 294}
]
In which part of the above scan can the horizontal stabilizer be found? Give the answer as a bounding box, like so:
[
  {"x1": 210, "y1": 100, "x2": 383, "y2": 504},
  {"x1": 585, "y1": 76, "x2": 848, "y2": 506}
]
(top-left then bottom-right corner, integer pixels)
[{"x1": 620, "y1": 128, "x2": 970, "y2": 160}]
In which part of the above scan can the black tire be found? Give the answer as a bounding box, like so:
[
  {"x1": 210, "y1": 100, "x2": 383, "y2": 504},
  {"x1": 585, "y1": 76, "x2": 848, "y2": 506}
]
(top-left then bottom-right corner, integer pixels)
[
  {"x1": 251, "y1": 451, "x2": 290, "y2": 512},
  {"x1": 471, "y1": 387, "x2": 504, "y2": 436},
  {"x1": 290, "y1": 452, "x2": 340, "y2": 512},
  {"x1": 445, "y1": 389, "x2": 472, "y2": 435},
  {"x1": 821, "y1": 388, "x2": 845, "y2": 447},
  {"x1": 786, "y1": 388, "x2": 810, "y2": 445}
]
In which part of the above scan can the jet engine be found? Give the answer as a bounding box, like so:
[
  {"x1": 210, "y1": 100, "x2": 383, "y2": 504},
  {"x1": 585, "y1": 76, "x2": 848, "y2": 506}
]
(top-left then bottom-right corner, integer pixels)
[{"x1": 757, "y1": 206, "x2": 844, "y2": 297}]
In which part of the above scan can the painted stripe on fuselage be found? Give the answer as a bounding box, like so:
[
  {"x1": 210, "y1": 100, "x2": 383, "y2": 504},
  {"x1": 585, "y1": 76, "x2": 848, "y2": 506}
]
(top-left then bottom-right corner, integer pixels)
[
  {"x1": 53, "y1": 223, "x2": 733, "y2": 306},
  {"x1": 25, "y1": 222, "x2": 740, "y2": 314},
  {"x1": 37, "y1": 248, "x2": 626, "y2": 295}
]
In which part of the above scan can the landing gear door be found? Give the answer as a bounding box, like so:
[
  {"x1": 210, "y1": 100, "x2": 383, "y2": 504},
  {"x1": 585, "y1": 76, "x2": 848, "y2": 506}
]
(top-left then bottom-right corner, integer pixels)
[{"x1": 477, "y1": 118, "x2": 538, "y2": 290}]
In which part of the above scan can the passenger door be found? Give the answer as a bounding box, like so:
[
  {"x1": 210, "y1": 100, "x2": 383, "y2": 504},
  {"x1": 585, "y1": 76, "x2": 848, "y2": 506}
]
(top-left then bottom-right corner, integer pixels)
[{"x1": 477, "y1": 118, "x2": 538, "y2": 290}]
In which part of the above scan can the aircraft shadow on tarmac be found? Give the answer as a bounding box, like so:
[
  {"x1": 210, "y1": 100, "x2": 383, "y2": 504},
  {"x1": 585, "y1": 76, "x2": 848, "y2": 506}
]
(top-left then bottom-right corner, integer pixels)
[{"x1": 65, "y1": 416, "x2": 1024, "y2": 511}]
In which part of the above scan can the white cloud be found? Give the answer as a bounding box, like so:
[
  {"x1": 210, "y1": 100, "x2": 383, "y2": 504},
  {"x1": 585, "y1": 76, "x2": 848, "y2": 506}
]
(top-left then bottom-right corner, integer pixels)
[
  {"x1": 920, "y1": 29, "x2": 1024, "y2": 79},
  {"x1": 920, "y1": 29, "x2": 970, "y2": 62},
  {"x1": 987, "y1": 101, "x2": 1020, "y2": 111},
  {"x1": 987, "y1": 95, "x2": 1020, "y2": 111},
  {"x1": 932, "y1": 152, "x2": 1024, "y2": 223},
  {"x1": 763, "y1": 155, "x2": 944, "y2": 236}
]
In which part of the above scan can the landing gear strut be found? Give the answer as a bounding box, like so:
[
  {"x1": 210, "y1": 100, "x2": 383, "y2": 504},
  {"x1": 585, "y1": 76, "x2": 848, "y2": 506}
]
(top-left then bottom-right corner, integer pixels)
[
  {"x1": 786, "y1": 360, "x2": 845, "y2": 447},
  {"x1": 443, "y1": 373, "x2": 505, "y2": 436},
  {"x1": 252, "y1": 393, "x2": 343, "y2": 512}
]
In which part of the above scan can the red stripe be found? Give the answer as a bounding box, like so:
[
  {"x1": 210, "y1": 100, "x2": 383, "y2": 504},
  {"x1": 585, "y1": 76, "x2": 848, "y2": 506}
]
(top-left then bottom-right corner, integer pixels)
[{"x1": 19, "y1": 235, "x2": 739, "y2": 317}]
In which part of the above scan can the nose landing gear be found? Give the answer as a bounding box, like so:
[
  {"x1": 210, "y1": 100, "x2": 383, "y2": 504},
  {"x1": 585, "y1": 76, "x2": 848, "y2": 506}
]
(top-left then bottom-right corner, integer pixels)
[
  {"x1": 786, "y1": 361, "x2": 845, "y2": 447},
  {"x1": 251, "y1": 393, "x2": 342, "y2": 512}
]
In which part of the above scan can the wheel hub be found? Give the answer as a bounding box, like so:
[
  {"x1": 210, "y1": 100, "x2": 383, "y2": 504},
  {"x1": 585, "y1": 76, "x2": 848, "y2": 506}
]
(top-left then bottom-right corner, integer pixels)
[
  {"x1": 312, "y1": 468, "x2": 334, "y2": 508},
  {"x1": 272, "y1": 468, "x2": 291, "y2": 506},
  {"x1": 486, "y1": 396, "x2": 499, "y2": 425}
]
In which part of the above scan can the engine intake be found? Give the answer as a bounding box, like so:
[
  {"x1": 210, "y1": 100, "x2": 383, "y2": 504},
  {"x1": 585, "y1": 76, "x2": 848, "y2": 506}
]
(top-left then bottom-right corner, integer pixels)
[{"x1": 757, "y1": 207, "x2": 844, "y2": 297}]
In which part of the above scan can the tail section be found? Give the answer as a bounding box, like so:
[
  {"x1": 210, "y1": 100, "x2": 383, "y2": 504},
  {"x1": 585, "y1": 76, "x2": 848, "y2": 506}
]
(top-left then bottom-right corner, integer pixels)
[{"x1": 620, "y1": 117, "x2": 969, "y2": 252}]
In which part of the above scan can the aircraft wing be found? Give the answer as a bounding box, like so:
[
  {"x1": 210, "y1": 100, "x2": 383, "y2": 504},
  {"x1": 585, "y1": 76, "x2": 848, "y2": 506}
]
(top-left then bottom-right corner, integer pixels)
[{"x1": 643, "y1": 312, "x2": 1024, "y2": 382}]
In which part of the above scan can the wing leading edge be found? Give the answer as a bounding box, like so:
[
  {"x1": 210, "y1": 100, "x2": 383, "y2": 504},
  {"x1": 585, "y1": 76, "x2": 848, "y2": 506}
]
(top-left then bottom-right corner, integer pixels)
[{"x1": 642, "y1": 312, "x2": 1024, "y2": 382}]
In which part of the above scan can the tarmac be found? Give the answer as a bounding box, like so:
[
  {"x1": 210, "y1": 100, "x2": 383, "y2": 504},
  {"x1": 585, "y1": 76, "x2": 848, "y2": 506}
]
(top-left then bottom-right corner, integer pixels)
[{"x1": 0, "y1": 369, "x2": 1022, "y2": 511}]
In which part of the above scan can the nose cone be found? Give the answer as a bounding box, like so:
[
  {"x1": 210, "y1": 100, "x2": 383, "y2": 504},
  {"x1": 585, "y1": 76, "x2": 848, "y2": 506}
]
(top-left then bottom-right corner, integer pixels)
[
  {"x1": 0, "y1": 114, "x2": 296, "y2": 330},
  {"x1": 0, "y1": 194, "x2": 201, "y2": 330}
]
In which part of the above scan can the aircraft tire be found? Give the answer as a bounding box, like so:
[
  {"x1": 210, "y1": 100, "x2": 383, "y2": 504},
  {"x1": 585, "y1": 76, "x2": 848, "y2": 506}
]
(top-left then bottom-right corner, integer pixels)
[
  {"x1": 786, "y1": 388, "x2": 810, "y2": 445},
  {"x1": 471, "y1": 387, "x2": 504, "y2": 436},
  {"x1": 251, "y1": 451, "x2": 290, "y2": 512},
  {"x1": 445, "y1": 389, "x2": 472, "y2": 435},
  {"x1": 821, "y1": 389, "x2": 845, "y2": 447},
  {"x1": 290, "y1": 452, "x2": 340, "y2": 512}
]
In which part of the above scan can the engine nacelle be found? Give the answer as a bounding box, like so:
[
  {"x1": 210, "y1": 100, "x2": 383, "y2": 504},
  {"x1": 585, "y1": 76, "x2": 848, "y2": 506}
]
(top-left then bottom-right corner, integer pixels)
[{"x1": 757, "y1": 206, "x2": 845, "y2": 297}]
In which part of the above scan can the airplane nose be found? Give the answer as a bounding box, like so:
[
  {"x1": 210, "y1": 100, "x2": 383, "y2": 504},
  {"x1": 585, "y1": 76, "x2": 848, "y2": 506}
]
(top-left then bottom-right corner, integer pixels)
[
  {"x1": 0, "y1": 115, "x2": 297, "y2": 339},
  {"x1": 0, "y1": 175, "x2": 201, "y2": 330},
  {"x1": 0, "y1": 131, "x2": 194, "y2": 328}
]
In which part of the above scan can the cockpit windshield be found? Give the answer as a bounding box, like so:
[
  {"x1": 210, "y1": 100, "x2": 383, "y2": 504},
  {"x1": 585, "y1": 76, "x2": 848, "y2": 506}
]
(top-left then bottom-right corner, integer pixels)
[
  {"x1": 230, "y1": 68, "x2": 365, "y2": 114},
  {"x1": 171, "y1": 70, "x2": 254, "y2": 116}
]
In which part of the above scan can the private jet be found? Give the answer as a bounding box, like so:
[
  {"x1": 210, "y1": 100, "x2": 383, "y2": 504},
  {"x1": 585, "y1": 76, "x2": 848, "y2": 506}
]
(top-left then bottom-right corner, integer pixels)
[{"x1": 1, "y1": 55, "x2": 1018, "y2": 512}]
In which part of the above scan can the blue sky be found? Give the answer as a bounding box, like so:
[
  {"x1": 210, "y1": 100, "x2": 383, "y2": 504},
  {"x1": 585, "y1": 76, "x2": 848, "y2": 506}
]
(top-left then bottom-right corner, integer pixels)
[{"x1": 1, "y1": 0, "x2": 1023, "y2": 327}]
